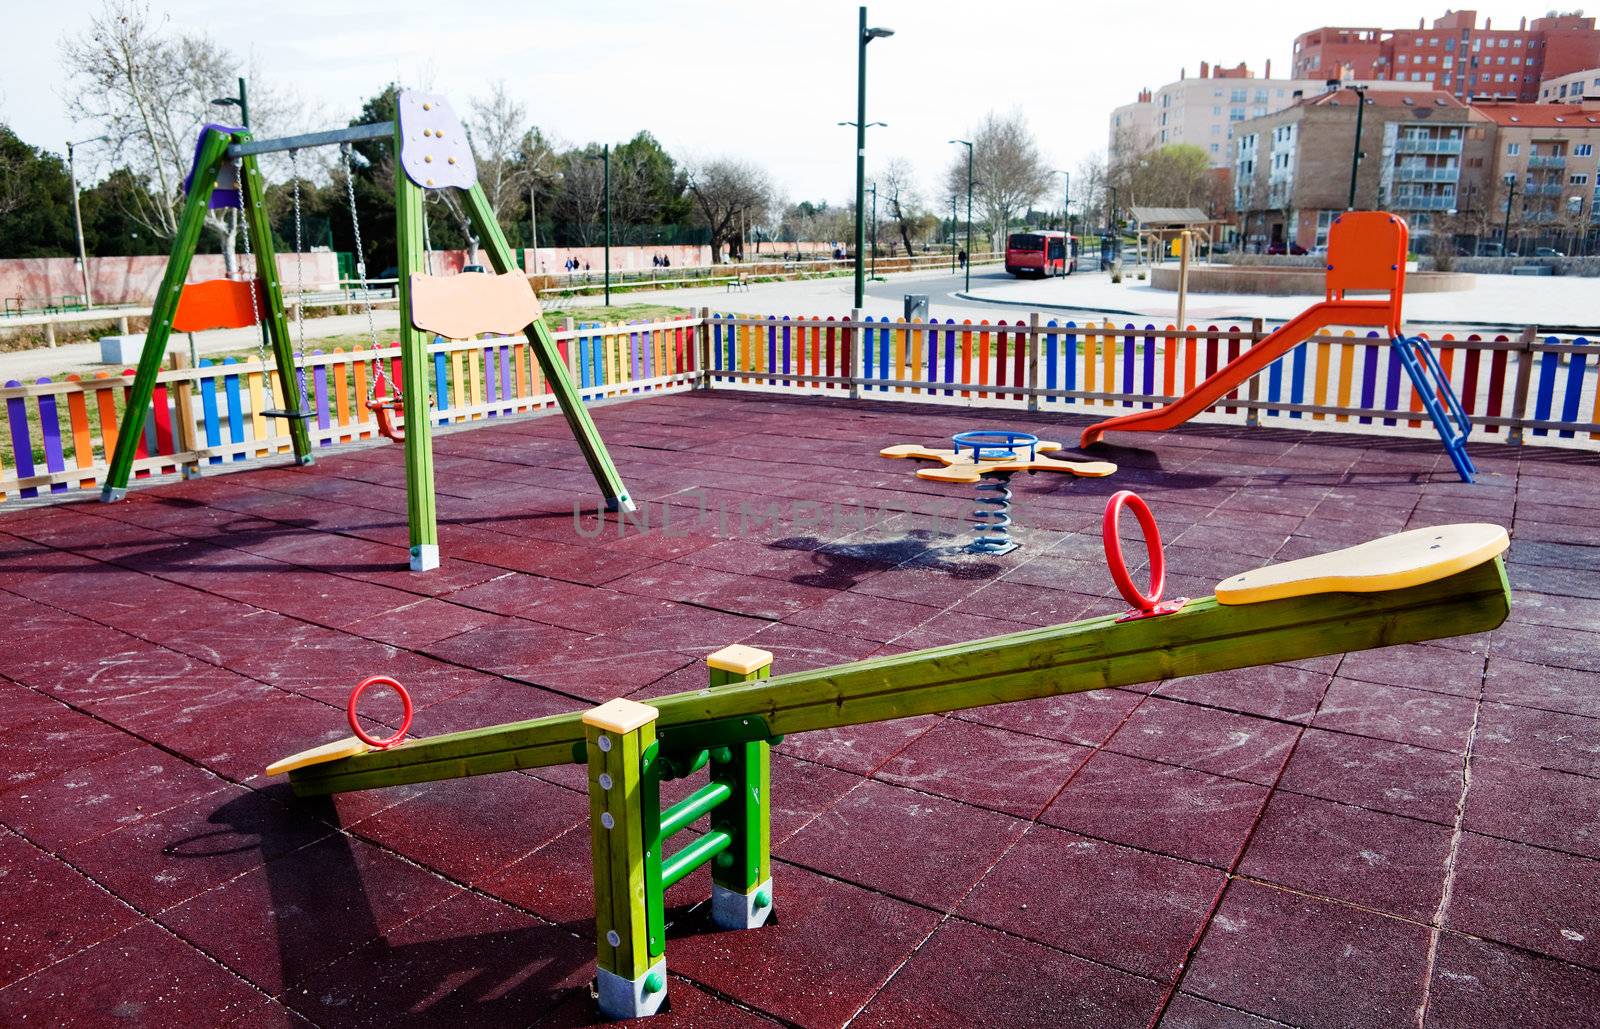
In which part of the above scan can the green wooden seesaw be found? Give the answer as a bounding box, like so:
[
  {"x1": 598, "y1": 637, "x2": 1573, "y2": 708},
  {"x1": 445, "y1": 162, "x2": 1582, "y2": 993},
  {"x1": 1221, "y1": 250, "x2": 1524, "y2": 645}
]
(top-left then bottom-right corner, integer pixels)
[{"x1": 270, "y1": 495, "x2": 1511, "y2": 1020}]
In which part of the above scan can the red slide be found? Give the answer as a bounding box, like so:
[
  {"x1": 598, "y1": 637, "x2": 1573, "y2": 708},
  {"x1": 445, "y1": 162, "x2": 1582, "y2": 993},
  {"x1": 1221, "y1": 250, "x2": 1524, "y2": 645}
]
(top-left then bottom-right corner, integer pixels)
[{"x1": 1079, "y1": 299, "x2": 1395, "y2": 448}]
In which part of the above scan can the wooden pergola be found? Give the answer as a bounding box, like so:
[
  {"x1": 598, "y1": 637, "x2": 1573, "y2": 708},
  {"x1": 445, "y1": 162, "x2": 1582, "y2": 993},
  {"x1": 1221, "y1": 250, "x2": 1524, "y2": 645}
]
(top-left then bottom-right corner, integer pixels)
[{"x1": 1128, "y1": 207, "x2": 1227, "y2": 265}]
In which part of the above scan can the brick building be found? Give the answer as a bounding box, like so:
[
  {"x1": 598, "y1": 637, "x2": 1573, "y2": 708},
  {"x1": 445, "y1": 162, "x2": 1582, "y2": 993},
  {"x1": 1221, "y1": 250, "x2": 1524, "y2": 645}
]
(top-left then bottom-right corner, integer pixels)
[
  {"x1": 1110, "y1": 60, "x2": 1408, "y2": 168},
  {"x1": 1291, "y1": 10, "x2": 1600, "y2": 103},
  {"x1": 1470, "y1": 100, "x2": 1600, "y2": 251},
  {"x1": 1231, "y1": 89, "x2": 1489, "y2": 250}
]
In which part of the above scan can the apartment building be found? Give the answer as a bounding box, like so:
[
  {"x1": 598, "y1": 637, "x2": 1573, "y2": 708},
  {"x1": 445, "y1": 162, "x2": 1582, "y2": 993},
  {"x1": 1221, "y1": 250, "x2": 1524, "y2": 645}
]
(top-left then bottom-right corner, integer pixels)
[
  {"x1": 1109, "y1": 60, "x2": 1405, "y2": 168},
  {"x1": 1232, "y1": 90, "x2": 1489, "y2": 249},
  {"x1": 1539, "y1": 66, "x2": 1600, "y2": 102},
  {"x1": 1472, "y1": 100, "x2": 1600, "y2": 243},
  {"x1": 1291, "y1": 9, "x2": 1600, "y2": 103}
]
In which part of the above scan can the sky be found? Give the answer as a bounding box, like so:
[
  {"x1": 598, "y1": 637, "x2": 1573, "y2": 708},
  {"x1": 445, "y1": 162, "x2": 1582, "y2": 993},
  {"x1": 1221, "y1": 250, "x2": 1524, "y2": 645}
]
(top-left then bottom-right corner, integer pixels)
[{"x1": 1, "y1": 0, "x2": 1553, "y2": 210}]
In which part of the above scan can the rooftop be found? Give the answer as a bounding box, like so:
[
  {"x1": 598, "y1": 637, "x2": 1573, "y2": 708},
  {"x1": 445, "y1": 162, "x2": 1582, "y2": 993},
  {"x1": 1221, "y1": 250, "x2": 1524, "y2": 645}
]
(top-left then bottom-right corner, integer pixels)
[
  {"x1": 1470, "y1": 99, "x2": 1600, "y2": 127},
  {"x1": 1, "y1": 391, "x2": 1597, "y2": 1026}
]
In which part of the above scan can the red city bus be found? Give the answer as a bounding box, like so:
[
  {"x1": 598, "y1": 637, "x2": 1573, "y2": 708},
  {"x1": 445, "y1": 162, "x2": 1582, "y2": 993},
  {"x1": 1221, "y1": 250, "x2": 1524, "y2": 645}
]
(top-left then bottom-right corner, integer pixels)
[{"x1": 1005, "y1": 230, "x2": 1076, "y2": 277}]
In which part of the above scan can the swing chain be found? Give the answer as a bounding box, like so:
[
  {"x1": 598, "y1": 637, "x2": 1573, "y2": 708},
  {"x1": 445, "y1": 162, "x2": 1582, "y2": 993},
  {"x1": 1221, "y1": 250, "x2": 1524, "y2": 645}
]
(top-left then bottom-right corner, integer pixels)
[
  {"x1": 233, "y1": 158, "x2": 277, "y2": 410},
  {"x1": 340, "y1": 144, "x2": 387, "y2": 406},
  {"x1": 289, "y1": 150, "x2": 309, "y2": 404}
]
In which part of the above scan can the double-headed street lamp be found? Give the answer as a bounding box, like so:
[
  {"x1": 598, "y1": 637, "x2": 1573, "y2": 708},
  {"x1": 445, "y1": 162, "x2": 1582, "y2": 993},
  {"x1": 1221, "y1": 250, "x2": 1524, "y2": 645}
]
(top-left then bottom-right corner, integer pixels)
[
  {"x1": 949, "y1": 138, "x2": 973, "y2": 290},
  {"x1": 851, "y1": 6, "x2": 893, "y2": 308},
  {"x1": 66, "y1": 135, "x2": 107, "y2": 308},
  {"x1": 589, "y1": 145, "x2": 612, "y2": 306},
  {"x1": 209, "y1": 77, "x2": 250, "y2": 128}
]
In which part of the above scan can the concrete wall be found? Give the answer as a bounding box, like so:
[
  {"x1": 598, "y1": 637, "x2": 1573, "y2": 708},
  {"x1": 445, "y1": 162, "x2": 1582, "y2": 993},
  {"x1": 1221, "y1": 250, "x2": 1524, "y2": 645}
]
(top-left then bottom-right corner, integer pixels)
[
  {"x1": 1431, "y1": 256, "x2": 1600, "y2": 277},
  {"x1": 0, "y1": 253, "x2": 341, "y2": 307}
]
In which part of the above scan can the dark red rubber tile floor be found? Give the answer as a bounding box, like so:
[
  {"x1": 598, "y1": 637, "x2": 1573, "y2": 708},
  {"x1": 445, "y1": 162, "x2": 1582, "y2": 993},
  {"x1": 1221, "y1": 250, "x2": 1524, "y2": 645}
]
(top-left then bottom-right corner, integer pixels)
[{"x1": 0, "y1": 390, "x2": 1598, "y2": 1026}]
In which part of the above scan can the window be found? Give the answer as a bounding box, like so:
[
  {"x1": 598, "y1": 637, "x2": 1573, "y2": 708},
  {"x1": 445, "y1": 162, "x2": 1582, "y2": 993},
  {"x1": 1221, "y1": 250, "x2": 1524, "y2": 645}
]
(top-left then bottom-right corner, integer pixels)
[
  {"x1": 1472, "y1": 38, "x2": 1481, "y2": 52},
  {"x1": 1444, "y1": 56, "x2": 1453, "y2": 68},
  {"x1": 1507, "y1": 142, "x2": 1520, "y2": 155},
  {"x1": 1399, "y1": 53, "x2": 1408, "y2": 63},
  {"x1": 1571, "y1": 173, "x2": 1590, "y2": 185},
  {"x1": 1231, "y1": 88, "x2": 1247, "y2": 102},
  {"x1": 1577, "y1": 144, "x2": 1594, "y2": 156},
  {"x1": 1427, "y1": 72, "x2": 1437, "y2": 82},
  {"x1": 1512, "y1": 56, "x2": 1521, "y2": 65},
  {"x1": 1210, "y1": 143, "x2": 1220, "y2": 153},
  {"x1": 1428, "y1": 55, "x2": 1437, "y2": 64},
  {"x1": 1413, "y1": 72, "x2": 1424, "y2": 82},
  {"x1": 1230, "y1": 107, "x2": 1245, "y2": 121},
  {"x1": 1213, "y1": 106, "x2": 1221, "y2": 115}
]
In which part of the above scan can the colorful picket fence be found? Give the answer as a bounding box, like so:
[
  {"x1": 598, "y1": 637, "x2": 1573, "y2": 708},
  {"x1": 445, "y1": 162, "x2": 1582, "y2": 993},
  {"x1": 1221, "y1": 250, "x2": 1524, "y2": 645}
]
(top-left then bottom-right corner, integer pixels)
[
  {"x1": 708, "y1": 314, "x2": 1599, "y2": 446},
  {"x1": 0, "y1": 317, "x2": 702, "y2": 503},
  {"x1": 3, "y1": 310, "x2": 1595, "y2": 505}
]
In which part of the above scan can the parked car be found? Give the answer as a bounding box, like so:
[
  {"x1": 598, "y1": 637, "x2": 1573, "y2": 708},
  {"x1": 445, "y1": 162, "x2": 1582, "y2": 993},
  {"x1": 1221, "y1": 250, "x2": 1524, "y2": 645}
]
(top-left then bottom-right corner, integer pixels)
[
  {"x1": 1474, "y1": 242, "x2": 1505, "y2": 257},
  {"x1": 1535, "y1": 247, "x2": 1566, "y2": 258},
  {"x1": 1266, "y1": 241, "x2": 1308, "y2": 256}
]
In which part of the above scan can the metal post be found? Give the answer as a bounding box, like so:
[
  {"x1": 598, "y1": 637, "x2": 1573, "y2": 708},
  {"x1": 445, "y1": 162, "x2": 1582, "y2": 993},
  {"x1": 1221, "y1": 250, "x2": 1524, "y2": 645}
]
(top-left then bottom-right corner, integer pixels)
[
  {"x1": 602, "y1": 144, "x2": 612, "y2": 307},
  {"x1": 1346, "y1": 85, "x2": 1366, "y2": 210},
  {"x1": 950, "y1": 196, "x2": 957, "y2": 272},
  {"x1": 853, "y1": 7, "x2": 868, "y2": 308},
  {"x1": 393, "y1": 128, "x2": 440, "y2": 571},
  {"x1": 950, "y1": 139, "x2": 973, "y2": 291},
  {"x1": 1502, "y1": 177, "x2": 1517, "y2": 255},
  {"x1": 867, "y1": 183, "x2": 878, "y2": 281},
  {"x1": 237, "y1": 77, "x2": 250, "y2": 129}
]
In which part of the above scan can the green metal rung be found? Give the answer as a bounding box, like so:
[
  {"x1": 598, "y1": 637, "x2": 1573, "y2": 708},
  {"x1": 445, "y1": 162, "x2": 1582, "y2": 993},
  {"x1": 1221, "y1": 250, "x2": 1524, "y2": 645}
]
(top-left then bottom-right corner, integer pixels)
[
  {"x1": 660, "y1": 781, "x2": 731, "y2": 838},
  {"x1": 661, "y1": 830, "x2": 732, "y2": 890}
]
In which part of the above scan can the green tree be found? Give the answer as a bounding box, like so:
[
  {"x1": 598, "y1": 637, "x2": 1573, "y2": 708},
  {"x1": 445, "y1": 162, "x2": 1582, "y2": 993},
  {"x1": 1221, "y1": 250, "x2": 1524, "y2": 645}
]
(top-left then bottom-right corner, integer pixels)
[
  {"x1": 82, "y1": 167, "x2": 168, "y2": 256},
  {"x1": 0, "y1": 125, "x2": 76, "y2": 258}
]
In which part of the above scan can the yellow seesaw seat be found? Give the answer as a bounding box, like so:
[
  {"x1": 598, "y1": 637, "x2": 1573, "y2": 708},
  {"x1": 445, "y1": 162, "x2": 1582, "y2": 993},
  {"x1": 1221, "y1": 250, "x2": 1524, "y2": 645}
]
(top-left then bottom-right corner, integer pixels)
[
  {"x1": 265, "y1": 737, "x2": 376, "y2": 777},
  {"x1": 1215, "y1": 523, "x2": 1509, "y2": 605}
]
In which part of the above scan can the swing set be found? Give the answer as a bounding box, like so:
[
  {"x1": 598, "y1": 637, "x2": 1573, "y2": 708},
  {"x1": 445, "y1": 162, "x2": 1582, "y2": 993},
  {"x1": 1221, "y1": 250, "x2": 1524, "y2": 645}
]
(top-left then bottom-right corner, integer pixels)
[{"x1": 101, "y1": 91, "x2": 635, "y2": 571}]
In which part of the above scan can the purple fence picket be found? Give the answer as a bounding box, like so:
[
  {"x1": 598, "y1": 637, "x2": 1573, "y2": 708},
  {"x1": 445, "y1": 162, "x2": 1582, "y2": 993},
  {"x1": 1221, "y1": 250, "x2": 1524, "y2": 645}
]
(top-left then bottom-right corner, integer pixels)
[
  {"x1": 5, "y1": 379, "x2": 36, "y2": 498},
  {"x1": 36, "y1": 379, "x2": 66, "y2": 493}
]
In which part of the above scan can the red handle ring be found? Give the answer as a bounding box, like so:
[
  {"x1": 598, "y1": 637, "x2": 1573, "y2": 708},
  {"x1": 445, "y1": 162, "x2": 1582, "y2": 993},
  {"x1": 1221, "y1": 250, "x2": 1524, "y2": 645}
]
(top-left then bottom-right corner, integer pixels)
[
  {"x1": 347, "y1": 675, "x2": 413, "y2": 749},
  {"x1": 1102, "y1": 490, "x2": 1166, "y2": 612}
]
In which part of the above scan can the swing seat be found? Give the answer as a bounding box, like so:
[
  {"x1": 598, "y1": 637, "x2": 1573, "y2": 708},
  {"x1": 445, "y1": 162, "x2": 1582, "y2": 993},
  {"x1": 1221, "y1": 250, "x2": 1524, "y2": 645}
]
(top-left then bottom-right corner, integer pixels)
[
  {"x1": 260, "y1": 409, "x2": 316, "y2": 420},
  {"x1": 367, "y1": 370, "x2": 433, "y2": 443},
  {"x1": 173, "y1": 279, "x2": 263, "y2": 333},
  {"x1": 409, "y1": 271, "x2": 542, "y2": 340}
]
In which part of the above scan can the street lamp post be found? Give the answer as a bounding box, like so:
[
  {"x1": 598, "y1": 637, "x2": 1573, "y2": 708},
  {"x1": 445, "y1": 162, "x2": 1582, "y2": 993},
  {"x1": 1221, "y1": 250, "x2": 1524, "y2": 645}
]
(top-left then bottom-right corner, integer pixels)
[
  {"x1": 949, "y1": 138, "x2": 973, "y2": 291},
  {"x1": 850, "y1": 7, "x2": 894, "y2": 309},
  {"x1": 209, "y1": 77, "x2": 251, "y2": 128},
  {"x1": 866, "y1": 183, "x2": 879, "y2": 280},
  {"x1": 1340, "y1": 82, "x2": 1368, "y2": 210},
  {"x1": 66, "y1": 135, "x2": 107, "y2": 307},
  {"x1": 1053, "y1": 169, "x2": 1070, "y2": 233},
  {"x1": 950, "y1": 195, "x2": 958, "y2": 272},
  {"x1": 1502, "y1": 173, "x2": 1518, "y2": 256},
  {"x1": 589, "y1": 145, "x2": 611, "y2": 306}
]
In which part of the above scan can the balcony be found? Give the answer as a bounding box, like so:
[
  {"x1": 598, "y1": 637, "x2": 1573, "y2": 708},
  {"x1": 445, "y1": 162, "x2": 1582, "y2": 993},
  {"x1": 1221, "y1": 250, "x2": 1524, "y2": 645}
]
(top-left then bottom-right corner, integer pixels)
[
  {"x1": 1525, "y1": 182, "x2": 1566, "y2": 197},
  {"x1": 1392, "y1": 194, "x2": 1458, "y2": 211},
  {"x1": 1395, "y1": 137, "x2": 1463, "y2": 155},
  {"x1": 1528, "y1": 155, "x2": 1567, "y2": 169},
  {"x1": 1394, "y1": 165, "x2": 1460, "y2": 183}
]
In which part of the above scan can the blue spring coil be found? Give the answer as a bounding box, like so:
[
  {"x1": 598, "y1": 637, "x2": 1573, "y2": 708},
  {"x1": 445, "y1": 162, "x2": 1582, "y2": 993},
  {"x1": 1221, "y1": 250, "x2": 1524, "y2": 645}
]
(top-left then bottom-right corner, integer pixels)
[{"x1": 970, "y1": 473, "x2": 1015, "y2": 553}]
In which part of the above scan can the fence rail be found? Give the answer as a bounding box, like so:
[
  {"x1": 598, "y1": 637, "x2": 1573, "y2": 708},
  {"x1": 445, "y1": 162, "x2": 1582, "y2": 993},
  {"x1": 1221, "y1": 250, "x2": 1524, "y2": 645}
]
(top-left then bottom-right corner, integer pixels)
[{"x1": 1, "y1": 309, "x2": 1595, "y2": 506}]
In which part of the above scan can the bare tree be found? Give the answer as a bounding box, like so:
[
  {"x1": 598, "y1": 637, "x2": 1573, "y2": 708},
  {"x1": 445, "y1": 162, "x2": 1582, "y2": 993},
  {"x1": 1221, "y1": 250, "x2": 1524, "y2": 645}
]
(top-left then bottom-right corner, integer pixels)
[
  {"x1": 877, "y1": 158, "x2": 921, "y2": 257},
  {"x1": 1072, "y1": 153, "x2": 1108, "y2": 233},
  {"x1": 685, "y1": 158, "x2": 775, "y2": 263},
  {"x1": 60, "y1": 0, "x2": 296, "y2": 268},
  {"x1": 944, "y1": 110, "x2": 1051, "y2": 250},
  {"x1": 466, "y1": 80, "x2": 532, "y2": 234}
]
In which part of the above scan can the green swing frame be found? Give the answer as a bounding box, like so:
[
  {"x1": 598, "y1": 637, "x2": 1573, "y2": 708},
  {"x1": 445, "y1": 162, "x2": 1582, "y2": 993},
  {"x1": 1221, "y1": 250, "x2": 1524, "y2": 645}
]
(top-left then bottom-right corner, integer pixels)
[{"x1": 101, "y1": 109, "x2": 633, "y2": 571}]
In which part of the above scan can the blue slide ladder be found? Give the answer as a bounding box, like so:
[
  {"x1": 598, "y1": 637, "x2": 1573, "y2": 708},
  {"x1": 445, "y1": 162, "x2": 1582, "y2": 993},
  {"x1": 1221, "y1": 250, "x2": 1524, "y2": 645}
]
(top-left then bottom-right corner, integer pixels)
[{"x1": 1392, "y1": 335, "x2": 1476, "y2": 483}]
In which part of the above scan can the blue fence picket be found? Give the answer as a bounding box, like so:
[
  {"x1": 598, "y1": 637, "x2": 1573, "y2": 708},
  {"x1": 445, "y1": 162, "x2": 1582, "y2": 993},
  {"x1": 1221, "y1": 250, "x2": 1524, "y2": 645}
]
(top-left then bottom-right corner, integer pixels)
[
  {"x1": 1064, "y1": 321, "x2": 1078, "y2": 395},
  {"x1": 1044, "y1": 319, "x2": 1059, "y2": 399},
  {"x1": 1558, "y1": 336, "x2": 1589, "y2": 439},
  {"x1": 1141, "y1": 325, "x2": 1157, "y2": 408},
  {"x1": 1121, "y1": 323, "x2": 1136, "y2": 408},
  {"x1": 1357, "y1": 333, "x2": 1380, "y2": 425},
  {"x1": 199, "y1": 359, "x2": 222, "y2": 464},
  {"x1": 1531, "y1": 335, "x2": 1560, "y2": 438},
  {"x1": 1289, "y1": 342, "x2": 1308, "y2": 420},
  {"x1": 1382, "y1": 344, "x2": 1403, "y2": 427},
  {"x1": 222, "y1": 358, "x2": 245, "y2": 461}
]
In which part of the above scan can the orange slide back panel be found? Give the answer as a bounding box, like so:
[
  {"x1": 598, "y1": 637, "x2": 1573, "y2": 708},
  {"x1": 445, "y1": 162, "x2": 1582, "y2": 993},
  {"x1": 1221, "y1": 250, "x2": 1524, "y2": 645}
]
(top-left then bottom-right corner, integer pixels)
[
  {"x1": 1079, "y1": 212, "x2": 1409, "y2": 448},
  {"x1": 173, "y1": 279, "x2": 264, "y2": 333}
]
